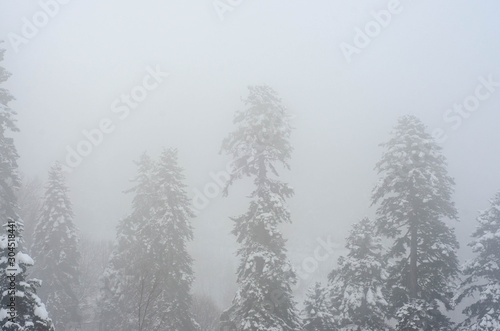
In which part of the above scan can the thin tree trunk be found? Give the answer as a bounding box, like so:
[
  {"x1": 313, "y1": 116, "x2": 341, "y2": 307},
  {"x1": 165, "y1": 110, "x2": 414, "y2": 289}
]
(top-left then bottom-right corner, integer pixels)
[{"x1": 409, "y1": 224, "x2": 418, "y2": 299}]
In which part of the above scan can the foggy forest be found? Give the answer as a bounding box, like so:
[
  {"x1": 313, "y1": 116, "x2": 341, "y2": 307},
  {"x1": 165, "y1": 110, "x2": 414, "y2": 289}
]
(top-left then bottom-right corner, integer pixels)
[{"x1": 0, "y1": 1, "x2": 500, "y2": 330}]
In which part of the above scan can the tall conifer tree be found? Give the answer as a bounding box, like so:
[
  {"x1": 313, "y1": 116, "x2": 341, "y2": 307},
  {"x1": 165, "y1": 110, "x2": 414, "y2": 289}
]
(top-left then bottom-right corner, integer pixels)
[
  {"x1": 31, "y1": 163, "x2": 80, "y2": 330},
  {"x1": 0, "y1": 46, "x2": 19, "y2": 222},
  {"x1": 371, "y1": 115, "x2": 459, "y2": 330},
  {"x1": 100, "y1": 151, "x2": 198, "y2": 330},
  {"x1": 147, "y1": 148, "x2": 198, "y2": 330},
  {"x1": 0, "y1": 44, "x2": 54, "y2": 331},
  {"x1": 220, "y1": 85, "x2": 301, "y2": 330},
  {"x1": 100, "y1": 153, "x2": 156, "y2": 330}
]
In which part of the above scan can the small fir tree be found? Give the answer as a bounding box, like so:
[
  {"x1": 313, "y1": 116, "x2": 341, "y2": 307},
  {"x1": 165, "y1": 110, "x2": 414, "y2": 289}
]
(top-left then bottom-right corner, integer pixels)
[
  {"x1": 456, "y1": 191, "x2": 500, "y2": 330},
  {"x1": 0, "y1": 219, "x2": 55, "y2": 330},
  {"x1": 328, "y1": 218, "x2": 391, "y2": 331},
  {"x1": 302, "y1": 282, "x2": 336, "y2": 331}
]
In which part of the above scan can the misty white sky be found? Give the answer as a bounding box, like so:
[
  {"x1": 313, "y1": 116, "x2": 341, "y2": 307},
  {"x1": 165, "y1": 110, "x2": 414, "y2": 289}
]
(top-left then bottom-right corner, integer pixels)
[{"x1": 1, "y1": 0, "x2": 499, "y2": 306}]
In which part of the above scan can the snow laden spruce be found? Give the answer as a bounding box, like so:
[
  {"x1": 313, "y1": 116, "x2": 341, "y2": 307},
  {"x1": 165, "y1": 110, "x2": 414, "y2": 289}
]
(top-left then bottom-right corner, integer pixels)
[
  {"x1": 0, "y1": 47, "x2": 19, "y2": 224},
  {"x1": 0, "y1": 219, "x2": 55, "y2": 330},
  {"x1": 31, "y1": 162, "x2": 81, "y2": 330},
  {"x1": 371, "y1": 115, "x2": 460, "y2": 330},
  {"x1": 99, "y1": 149, "x2": 198, "y2": 330},
  {"x1": 0, "y1": 45, "x2": 55, "y2": 331},
  {"x1": 2, "y1": 40, "x2": 500, "y2": 330},
  {"x1": 219, "y1": 86, "x2": 302, "y2": 331},
  {"x1": 327, "y1": 218, "x2": 391, "y2": 330},
  {"x1": 302, "y1": 282, "x2": 336, "y2": 330},
  {"x1": 303, "y1": 115, "x2": 463, "y2": 330},
  {"x1": 456, "y1": 191, "x2": 500, "y2": 330}
]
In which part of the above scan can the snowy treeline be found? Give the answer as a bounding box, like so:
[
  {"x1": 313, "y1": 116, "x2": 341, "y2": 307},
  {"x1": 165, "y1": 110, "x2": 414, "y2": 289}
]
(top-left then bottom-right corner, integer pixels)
[{"x1": 1, "y1": 47, "x2": 500, "y2": 331}]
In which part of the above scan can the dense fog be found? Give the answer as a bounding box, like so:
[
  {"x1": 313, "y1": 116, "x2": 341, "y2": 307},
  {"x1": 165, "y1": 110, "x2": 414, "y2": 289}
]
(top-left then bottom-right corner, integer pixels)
[{"x1": 0, "y1": 1, "x2": 499, "y2": 330}]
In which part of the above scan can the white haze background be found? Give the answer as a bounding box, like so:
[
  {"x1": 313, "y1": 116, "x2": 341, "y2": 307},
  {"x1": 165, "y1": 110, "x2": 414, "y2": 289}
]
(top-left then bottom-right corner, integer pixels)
[{"x1": 1, "y1": 0, "x2": 499, "y2": 308}]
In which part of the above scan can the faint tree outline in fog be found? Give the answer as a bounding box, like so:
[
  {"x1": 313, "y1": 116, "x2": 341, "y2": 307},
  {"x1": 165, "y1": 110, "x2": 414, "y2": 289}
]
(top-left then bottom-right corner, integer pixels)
[
  {"x1": 62, "y1": 65, "x2": 169, "y2": 173},
  {"x1": 7, "y1": 0, "x2": 73, "y2": 53}
]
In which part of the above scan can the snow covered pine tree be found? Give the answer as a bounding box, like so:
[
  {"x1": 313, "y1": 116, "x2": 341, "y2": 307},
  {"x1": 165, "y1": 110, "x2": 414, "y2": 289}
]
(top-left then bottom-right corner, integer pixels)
[
  {"x1": 31, "y1": 162, "x2": 81, "y2": 330},
  {"x1": 0, "y1": 45, "x2": 19, "y2": 226},
  {"x1": 0, "y1": 43, "x2": 54, "y2": 330},
  {"x1": 302, "y1": 282, "x2": 336, "y2": 331},
  {"x1": 456, "y1": 191, "x2": 500, "y2": 330},
  {"x1": 100, "y1": 150, "x2": 198, "y2": 330},
  {"x1": 148, "y1": 148, "x2": 198, "y2": 330},
  {"x1": 100, "y1": 153, "x2": 156, "y2": 331},
  {"x1": 219, "y1": 85, "x2": 301, "y2": 330},
  {"x1": 327, "y1": 218, "x2": 391, "y2": 330},
  {"x1": 0, "y1": 220, "x2": 55, "y2": 330},
  {"x1": 371, "y1": 115, "x2": 460, "y2": 330}
]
